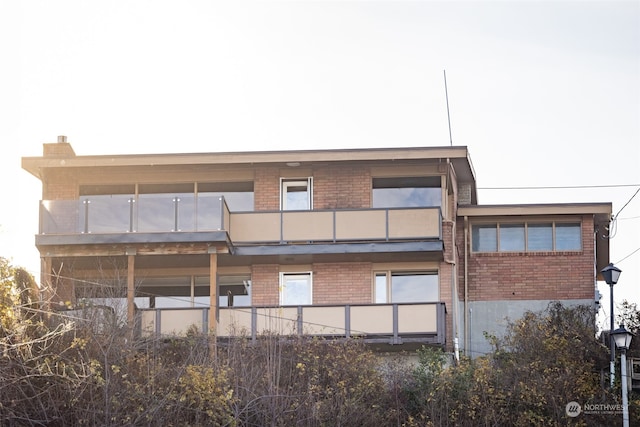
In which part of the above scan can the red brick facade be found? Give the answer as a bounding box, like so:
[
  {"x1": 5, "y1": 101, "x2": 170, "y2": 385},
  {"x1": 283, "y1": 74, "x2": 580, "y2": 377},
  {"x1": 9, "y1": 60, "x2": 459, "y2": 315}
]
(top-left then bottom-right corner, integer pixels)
[
  {"x1": 458, "y1": 215, "x2": 596, "y2": 302},
  {"x1": 312, "y1": 263, "x2": 372, "y2": 304}
]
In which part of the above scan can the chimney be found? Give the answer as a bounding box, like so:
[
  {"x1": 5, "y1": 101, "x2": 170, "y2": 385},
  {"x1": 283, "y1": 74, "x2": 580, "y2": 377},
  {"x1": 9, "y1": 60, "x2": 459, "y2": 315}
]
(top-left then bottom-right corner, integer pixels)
[
  {"x1": 458, "y1": 183, "x2": 472, "y2": 205},
  {"x1": 43, "y1": 135, "x2": 76, "y2": 157}
]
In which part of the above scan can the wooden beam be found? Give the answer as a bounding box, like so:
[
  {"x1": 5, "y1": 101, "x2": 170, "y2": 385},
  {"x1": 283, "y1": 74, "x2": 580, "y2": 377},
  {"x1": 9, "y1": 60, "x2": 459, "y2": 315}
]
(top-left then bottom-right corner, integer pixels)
[
  {"x1": 36, "y1": 243, "x2": 229, "y2": 258},
  {"x1": 41, "y1": 257, "x2": 53, "y2": 309},
  {"x1": 127, "y1": 254, "x2": 135, "y2": 328},
  {"x1": 209, "y1": 250, "x2": 217, "y2": 333}
]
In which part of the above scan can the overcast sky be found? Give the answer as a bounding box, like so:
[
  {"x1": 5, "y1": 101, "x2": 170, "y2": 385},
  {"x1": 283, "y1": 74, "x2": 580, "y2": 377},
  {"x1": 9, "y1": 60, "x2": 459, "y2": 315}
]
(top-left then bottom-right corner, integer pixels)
[{"x1": 1, "y1": 0, "x2": 638, "y2": 327}]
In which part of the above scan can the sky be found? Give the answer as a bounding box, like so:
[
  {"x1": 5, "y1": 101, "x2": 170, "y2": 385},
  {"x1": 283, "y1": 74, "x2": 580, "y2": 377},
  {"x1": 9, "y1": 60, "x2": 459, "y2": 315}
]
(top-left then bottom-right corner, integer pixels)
[{"x1": 1, "y1": 0, "x2": 638, "y2": 329}]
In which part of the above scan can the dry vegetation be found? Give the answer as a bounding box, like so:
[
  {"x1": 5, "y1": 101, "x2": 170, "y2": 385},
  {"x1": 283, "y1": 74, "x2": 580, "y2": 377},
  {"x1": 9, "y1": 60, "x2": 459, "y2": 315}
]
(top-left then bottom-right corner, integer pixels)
[{"x1": 1, "y1": 258, "x2": 637, "y2": 426}]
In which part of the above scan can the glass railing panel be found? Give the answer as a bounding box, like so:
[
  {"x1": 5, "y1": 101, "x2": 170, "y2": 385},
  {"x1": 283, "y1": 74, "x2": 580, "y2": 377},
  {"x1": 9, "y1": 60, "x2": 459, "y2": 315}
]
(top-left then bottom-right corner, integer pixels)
[
  {"x1": 80, "y1": 195, "x2": 134, "y2": 233},
  {"x1": 137, "y1": 195, "x2": 175, "y2": 232},
  {"x1": 196, "y1": 194, "x2": 224, "y2": 231},
  {"x1": 40, "y1": 200, "x2": 80, "y2": 234},
  {"x1": 137, "y1": 194, "x2": 195, "y2": 232},
  {"x1": 177, "y1": 195, "x2": 195, "y2": 232}
]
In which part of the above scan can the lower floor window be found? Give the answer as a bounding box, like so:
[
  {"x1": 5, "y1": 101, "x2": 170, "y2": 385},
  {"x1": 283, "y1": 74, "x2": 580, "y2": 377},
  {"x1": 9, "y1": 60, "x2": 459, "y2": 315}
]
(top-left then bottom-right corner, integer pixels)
[
  {"x1": 280, "y1": 272, "x2": 312, "y2": 305},
  {"x1": 375, "y1": 272, "x2": 439, "y2": 303}
]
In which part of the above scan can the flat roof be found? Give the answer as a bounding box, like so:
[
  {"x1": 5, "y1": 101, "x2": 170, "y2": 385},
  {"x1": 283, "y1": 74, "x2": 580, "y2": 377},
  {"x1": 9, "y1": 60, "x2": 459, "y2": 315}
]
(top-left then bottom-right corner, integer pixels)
[
  {"x1": 458, "y1": 203, "x2": 612, "y2": 220},
  {"x1": 22, "y1": 142, "x2": 477, "y2": 182}
]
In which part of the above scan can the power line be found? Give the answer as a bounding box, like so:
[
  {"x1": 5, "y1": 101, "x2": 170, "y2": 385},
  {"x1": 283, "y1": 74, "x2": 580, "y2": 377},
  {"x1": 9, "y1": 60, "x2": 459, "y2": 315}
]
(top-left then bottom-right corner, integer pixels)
[
  {"x1": 613, "y1": 186, "x2": 640, "y2": 219},
  {"x1": 615, "y1": 246, "x2": 640, "y2": 265},
  {"x1": 478, "y1": 183, "x2": 640, "y2": 190}
]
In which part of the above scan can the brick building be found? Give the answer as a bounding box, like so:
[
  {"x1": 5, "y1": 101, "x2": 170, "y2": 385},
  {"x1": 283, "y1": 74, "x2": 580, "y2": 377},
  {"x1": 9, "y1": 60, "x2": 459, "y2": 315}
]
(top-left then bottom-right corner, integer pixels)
[{"x1": 22, "y1": 137, "x2": 611, "y2": 355}]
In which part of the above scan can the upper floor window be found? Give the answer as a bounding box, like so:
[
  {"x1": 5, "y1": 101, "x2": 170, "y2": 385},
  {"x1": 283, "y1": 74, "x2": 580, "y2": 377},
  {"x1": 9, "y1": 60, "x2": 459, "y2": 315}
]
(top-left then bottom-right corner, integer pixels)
[
  {"x1": 374, "y1": 271, "x2": 439, "y2": 303},
  {"x1": 372, "y1": 177, "x2": 441, "y2": 208},
  {"x1": 280, "y1": 272, "x2": 312, "y2": 305},
  {"x1": 198, "y1": 182, "x2": 254, "y2": 212},
  {"x1": 471, "y1": 222, "x2": 581, "y2": 252},
  {"x1": 281, "y1": 178, "x2": 312, "y2": 210}
]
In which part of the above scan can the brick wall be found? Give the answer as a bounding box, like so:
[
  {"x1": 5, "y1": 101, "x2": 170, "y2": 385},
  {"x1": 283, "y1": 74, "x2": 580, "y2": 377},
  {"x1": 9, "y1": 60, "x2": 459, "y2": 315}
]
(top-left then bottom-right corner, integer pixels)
[
  {"x1": 251, "y1": 264, "x2": 280, "y2": 305},
  {"x1": 253, "y1": 164, "x2": 372, "y2": 211},
  {"x1": 42, "y1": 169, "x2": 78, "y2": 200},
  {"x1": 43, "y1": 142, "x2": 76, "y2": 157},
  {"x1": 313, "y1": 165, "x2": 371, "y2": 209},
  {"x1": 254, "y1": 167, "x2": 280, "y2": 211},
  {"x1": 312, "y1": 263, "x2": 372, "y2": 304},
  {"x1": 460, "y1": 215, "x2": 596, "y2": 302}
]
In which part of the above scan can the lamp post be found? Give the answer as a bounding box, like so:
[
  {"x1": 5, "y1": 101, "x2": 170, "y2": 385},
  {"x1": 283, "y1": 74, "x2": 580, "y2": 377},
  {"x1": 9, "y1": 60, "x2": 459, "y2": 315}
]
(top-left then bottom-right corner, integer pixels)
[
  {"x1": 612, "y1": 325, "x2": 634, "y2": 427},
  {"x1": 601, "y1": 263, "x2": 622, "y2": 387}
]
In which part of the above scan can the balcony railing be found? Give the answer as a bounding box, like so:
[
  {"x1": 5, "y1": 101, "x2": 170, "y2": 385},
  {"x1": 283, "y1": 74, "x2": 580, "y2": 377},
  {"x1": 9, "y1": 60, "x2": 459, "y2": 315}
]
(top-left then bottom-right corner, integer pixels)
[
  {"x1": 39, "y1": 196, "x2": 441, "y2": 242},
  {"x1": 137, "y1": 302, "x2": 446, "y2": 345},
  {"x1": 39, "y1": 196, "x2": 230, "y2": 234}
]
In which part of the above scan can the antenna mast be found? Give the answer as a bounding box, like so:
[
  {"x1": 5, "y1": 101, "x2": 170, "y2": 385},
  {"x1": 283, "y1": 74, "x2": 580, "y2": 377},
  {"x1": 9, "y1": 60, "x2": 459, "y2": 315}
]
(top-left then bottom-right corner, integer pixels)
[{"x1": 444, "y1": 70, "x2": 453, "y2": 146}]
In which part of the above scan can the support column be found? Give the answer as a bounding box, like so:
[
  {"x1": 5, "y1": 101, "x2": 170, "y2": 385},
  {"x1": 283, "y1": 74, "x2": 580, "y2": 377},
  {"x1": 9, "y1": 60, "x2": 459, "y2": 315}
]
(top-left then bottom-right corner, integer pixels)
[
  {"x1": 41, "y1": 257, "x2": 53, "y2": 309},
  {"x1": 209, "y1": 249, "x2": 218, "y2": 333},
  {"x1": 126, "y1": 250, "x2": 136, "y2": 328}
]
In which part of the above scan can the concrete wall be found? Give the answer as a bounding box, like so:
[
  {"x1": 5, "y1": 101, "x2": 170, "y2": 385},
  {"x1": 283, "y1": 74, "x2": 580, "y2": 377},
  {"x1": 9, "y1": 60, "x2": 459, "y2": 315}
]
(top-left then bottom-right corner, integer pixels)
[{"x1": 460, "y1": 299, "x2": 594, "y2": 357}]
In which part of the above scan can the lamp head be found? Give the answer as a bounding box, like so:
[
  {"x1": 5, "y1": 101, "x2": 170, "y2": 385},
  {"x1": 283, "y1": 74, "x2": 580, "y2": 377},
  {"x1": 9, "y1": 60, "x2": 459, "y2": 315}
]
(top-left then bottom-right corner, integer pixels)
[
  {"x1": 612, "y1": 325, "x2": 634, "y2": 351},
  {"x1": 601, "y1": 263, "x2": 622, "y2": 285}
]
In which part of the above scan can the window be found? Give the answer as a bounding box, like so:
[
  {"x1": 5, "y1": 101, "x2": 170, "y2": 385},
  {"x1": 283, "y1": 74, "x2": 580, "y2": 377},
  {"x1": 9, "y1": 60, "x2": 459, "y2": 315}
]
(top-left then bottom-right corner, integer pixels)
[
  {"x1": 555, "y1": 223, "x2": 581, "y2": 250},
  {"x1": 527, "y1": 223, "x2": 553, "y2": 251},
  {"x1": 372, "y1": 177, "x2": 441, "y2": 208},
  {"x1": 471, "y1": 224, "x2": 497, "y2": 252},
  {"x1": 375, "y1": 272, "x2": 439, "y2": 303},
  {"x1": 281, "y1": 178, "x2": 312, "y2": 210},
  {"x1": 499, "y1": 224, "x2": 525, "y2": 251},
  {"x1": 198, "y1": 182, "x2": 254, "y2": 212},
  {"x1": 471, "y1": 222, "x2": 582, "y2": 252},
  {"x1": 280, "y1": 272, "x2": 312, "y2": 305},
  {"x1": 217, "y1": 275, "x2": 251, "y2": 307}
]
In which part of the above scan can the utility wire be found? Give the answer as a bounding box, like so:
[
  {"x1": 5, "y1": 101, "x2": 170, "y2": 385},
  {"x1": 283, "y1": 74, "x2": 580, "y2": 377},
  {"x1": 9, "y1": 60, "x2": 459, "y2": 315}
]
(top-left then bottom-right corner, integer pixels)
[
  {"x1": 613, "y1": 186, "x2": 640, "y2": 220},
  {"x1": 478, "y1": 183, "x2": 640, "y2": 190},
  {"x1": 615, "y1": 246, "x2": 640, "y2": 265}
]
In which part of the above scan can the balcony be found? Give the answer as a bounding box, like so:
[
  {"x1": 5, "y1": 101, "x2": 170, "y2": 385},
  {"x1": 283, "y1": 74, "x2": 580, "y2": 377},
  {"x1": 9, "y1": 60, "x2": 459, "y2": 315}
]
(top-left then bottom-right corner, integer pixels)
[
  {"x1": 138, "y1": 302, "x2": 446, "y2": 346},
  {"x1": 38, "y1": 196, "x2": 442, "y2": 245}
]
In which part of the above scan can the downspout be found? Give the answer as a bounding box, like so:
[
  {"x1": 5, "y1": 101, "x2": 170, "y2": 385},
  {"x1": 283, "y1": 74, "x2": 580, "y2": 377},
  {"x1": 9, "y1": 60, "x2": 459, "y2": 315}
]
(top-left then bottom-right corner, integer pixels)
[
  {"x1": 464, "y1": 215, "x2": 469, "y2": 356},
  {"x1": 443, "y1": 158, "x2": 459, "y2": 361}
]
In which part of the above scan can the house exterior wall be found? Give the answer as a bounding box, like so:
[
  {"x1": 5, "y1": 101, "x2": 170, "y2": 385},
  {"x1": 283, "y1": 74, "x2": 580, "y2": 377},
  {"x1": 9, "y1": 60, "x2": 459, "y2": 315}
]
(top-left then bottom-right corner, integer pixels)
[
  {"x1": 455, "y1": 214, "x2": 599, "y2": 356},
  {"x1": 24, "y1": 140, "x2": 611, "y2": 354},
  {"x1": 312, "y1": 262, "x2": 372, "y2": 304},
  {"x1": 463, "y1": 215, "x2": 595, "y2": 302}
]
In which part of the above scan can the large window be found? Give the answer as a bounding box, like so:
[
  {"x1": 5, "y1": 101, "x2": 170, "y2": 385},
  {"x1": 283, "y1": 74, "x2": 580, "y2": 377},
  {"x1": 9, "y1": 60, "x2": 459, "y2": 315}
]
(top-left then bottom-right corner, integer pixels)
[
  {"x1": 198, "y1": 182, "x2": 254, "y2": 212},
  {"x1": 281, "y1": 178, "x2": 312, "y2": 210},
  {"x1": 472, "y1": 222, "x2": 581, "y2": 252},
  {"x1": 375, "y1": 271, "x2": 439, "y2": 303},
  {"x1": 218, "y1": 275, "x2": 251, "y2": 307},
  {"x1": 280, "y1": 272, "x2": 312, "y2": 305},
  {"x1": 372, "y1": 177, "x2": 441, "y2": 208}
]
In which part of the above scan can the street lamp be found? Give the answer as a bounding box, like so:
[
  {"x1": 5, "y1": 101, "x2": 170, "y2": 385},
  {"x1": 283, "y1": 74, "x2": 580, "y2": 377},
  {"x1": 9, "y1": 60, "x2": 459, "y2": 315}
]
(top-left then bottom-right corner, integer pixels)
[
  {"x1": 612, "y1": 325, "x2": 634, "y2": 427},
  {"x1": 601, "y1": 263, "x2": 622, "y2": 387}
]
